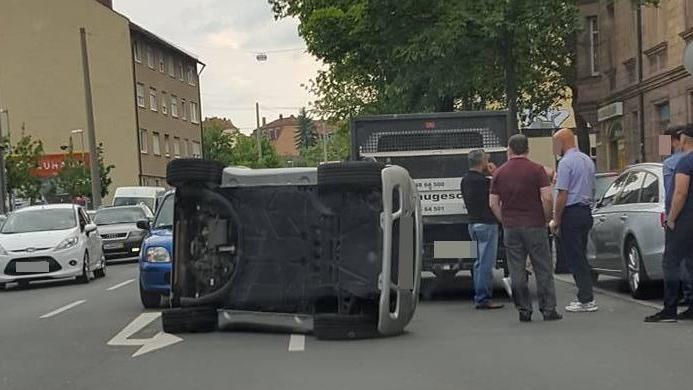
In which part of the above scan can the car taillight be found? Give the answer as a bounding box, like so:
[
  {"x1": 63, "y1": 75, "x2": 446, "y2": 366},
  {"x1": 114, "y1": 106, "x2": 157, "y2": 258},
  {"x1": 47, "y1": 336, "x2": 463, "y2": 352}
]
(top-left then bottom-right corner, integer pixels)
[{"x1": 660, "y1": 212, "x2": 666, "y2": 228}]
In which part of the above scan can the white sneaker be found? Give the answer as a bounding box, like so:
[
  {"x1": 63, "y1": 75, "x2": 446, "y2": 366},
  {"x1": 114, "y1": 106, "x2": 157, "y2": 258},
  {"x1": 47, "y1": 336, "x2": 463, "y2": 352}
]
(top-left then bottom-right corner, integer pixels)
[{"x1": 565, "y1": 300, "x2": 598, "y2": 312}]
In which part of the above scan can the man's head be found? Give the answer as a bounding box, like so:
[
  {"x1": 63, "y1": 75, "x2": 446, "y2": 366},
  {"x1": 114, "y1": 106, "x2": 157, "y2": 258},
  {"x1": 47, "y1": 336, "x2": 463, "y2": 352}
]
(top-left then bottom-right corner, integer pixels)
[
  {"x1": 507, "y1": 134, "x2": 529, "y2": 157},
  {"x1": 665, "y1": 126, "x2": 683, "y2": 152},
  {"x1": 552, "y1": 128, "x2": 576, "y2": 156},
  {"x1": 680, "y1": 125, "x2": 693, "y2": 150},
  {"x1": 468, "y1": 149, "x2": 487, "y2": 171}
]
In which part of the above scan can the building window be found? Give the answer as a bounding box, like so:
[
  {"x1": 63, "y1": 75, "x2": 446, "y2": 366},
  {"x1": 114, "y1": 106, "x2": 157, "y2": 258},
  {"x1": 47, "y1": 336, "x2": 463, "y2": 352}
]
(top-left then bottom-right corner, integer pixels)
[
  {"x1": 168, "y1": 55, "x2": 175, "y2": 77},
  {"x1": 588, "y1": 16, "x2": 599, "y2": 76},
  {"x1": 146, "y1": 45, "x2": 155, "y2": 69},
  {"x1": 656, "y1": 102, "x2": 671, "y2": 132},
  {"x1": 178, "y1": 61, "x2": 184, "y2": 81},
  {"x1": 187, "y1": 65, "x2": 196, "y2": 85},
  {"x1": 171, "y1": 96, "x2": 178, "y2": 118},
  {"x1": 192, "y1": 141, "x2": 201, "y2": 158},
  {"x1": 181, "y1": 99, "x2": 187, "y2": 121},
  {"x1": 161, "y1": 92, "x2": 168, "y2": 115},
  {"x1": 173, "y1": 137, "x2": 181, "y2": 157},
  {"x1": 136, "y1": 83, "x2": 145, "y2": 108},
  {"x1": 140, "y1": 129, "x2": 148, "y2": 153},
  {"x1": 182, "y1": 139, "x2": 189, "y2": 157},
  {"x1": 152, "y1": 132, "x2": 161, "y2": 156},
  {"x1": 133, "y1": 41, "x2": 142, "y2": 63},
  {"x1": 190, "y1": 102, "x2": 199, "y2": 124},
  {"x1": 624, "y1": 59, "x2": 636, "y2": 84},
  {"x1": 149, "y1": 87, "x2": 158, "y2": 112},
  {"x1": 164, "y1": 134, "x2": 171, "y2": 157},
  {"x1": 159, "y1": 51, "x2": 166, "y2": 73}
]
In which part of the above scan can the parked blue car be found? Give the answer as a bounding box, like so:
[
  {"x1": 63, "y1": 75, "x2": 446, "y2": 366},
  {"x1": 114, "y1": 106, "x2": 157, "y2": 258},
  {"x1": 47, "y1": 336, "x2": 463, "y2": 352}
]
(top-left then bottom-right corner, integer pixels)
[{"x1": 138, "y1": 191, "x2": 173, "y2": 308}]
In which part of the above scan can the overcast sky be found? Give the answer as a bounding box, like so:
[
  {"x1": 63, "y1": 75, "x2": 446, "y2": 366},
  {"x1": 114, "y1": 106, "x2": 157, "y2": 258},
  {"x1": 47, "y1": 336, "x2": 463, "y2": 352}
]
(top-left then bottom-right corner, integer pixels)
[{"x1": 114, "y1": 0, "x2": 322, "y2": 132}]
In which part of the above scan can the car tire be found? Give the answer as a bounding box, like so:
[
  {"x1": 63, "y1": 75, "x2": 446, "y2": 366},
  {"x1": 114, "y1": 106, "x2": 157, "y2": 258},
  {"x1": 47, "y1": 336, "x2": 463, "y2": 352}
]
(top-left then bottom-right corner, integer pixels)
[
  {"x1": 625, "y1": 240, "x2": 649, "y2": 299},
  {"x1": 167, "y1": 158, "x2": 224, "y2": 188},
  {"x1": 139, "y1": 282, "x2": 161, "y2": 309},
  {"x1": 317, "y1": 161, "x2": 384, "y2": 194},
  {"x1": 161, "y1": 307, "x2": 218, "y2": 334},
  {"x1": 94, "y1": 259, "x2": 106, "y2": 278},
  {"x1": 313, "y1": 313, "x2": 379, "y2": 340},
  {"x1": 76, "y1": 253, "x2": 90, "y2": 284},
  {"x1": 0, "y1": 283, "x2": 6, "y2": 290}
]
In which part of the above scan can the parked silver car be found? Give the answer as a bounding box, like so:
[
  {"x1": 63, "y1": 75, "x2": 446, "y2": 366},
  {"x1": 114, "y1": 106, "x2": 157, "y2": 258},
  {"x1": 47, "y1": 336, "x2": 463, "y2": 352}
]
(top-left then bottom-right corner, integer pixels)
[{"x1": 587, "y1": 163, "x2": 665, "y2": 298}]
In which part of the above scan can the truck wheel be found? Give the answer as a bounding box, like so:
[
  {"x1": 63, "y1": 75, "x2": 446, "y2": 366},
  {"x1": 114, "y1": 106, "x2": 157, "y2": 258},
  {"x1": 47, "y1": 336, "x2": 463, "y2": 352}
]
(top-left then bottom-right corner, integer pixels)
[
  {"x1": 162, "y1": 307, "x2": 218, "y2": 334},
  {"x1": 313, "y1": 313, "x2": 379, "y2": 340},
  {"x1": 167, "y1": 159, "x2": 224, "y2": 188},
  {"x1": 317, "y1": 161, "x2": 384, "y2": 194}
]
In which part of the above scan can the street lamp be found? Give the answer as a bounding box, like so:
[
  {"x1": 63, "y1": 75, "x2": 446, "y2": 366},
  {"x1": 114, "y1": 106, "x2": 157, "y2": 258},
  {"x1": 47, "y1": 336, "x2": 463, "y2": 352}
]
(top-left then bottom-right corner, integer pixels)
[{"x1": 71, "y1": 129, "x2": 85, "y2": 161}]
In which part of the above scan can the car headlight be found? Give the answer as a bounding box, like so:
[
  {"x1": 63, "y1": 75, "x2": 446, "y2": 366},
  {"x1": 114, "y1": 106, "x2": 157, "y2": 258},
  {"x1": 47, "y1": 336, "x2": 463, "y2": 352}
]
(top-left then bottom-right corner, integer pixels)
[
  {"x1": 146, "y1": 247, "x2": 171, "y2": 263},
  {"x1": 55, "y1": 236, "x2": 79, "y2": 251}
]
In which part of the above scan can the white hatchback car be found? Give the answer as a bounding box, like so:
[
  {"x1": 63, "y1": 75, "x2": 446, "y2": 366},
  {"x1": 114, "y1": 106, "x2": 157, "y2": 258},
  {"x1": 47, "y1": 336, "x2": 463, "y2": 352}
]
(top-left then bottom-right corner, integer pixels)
[{"x1": 0, "y1": 204, "x2": 106, "y2": 289}]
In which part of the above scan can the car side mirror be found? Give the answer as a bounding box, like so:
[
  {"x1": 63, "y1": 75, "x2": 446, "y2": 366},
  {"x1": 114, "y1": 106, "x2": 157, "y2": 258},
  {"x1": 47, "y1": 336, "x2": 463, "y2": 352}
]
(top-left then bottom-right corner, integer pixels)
[
  {"x1": 136, "y1": 219, "x2": 151, "y2": 231},
  {"x1": 85, "y1": 223, "x2": 97, "y2": 235}
]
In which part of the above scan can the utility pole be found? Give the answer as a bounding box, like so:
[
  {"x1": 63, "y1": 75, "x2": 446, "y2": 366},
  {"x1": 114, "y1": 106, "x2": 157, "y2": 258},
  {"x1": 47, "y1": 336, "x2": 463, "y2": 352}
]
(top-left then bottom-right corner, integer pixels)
[
  {"x1": 255, "y1": 102, "x2": 262, "y2": 161},
  {"x1": 80, "y1": 27, "x2": 102, "y2": 209},
  {"x1": 0, "y1": 109, "x2": 9, "y2": 214},
  {"x1": 322, "y1": 133, "x2": 328, "y2": 162}
]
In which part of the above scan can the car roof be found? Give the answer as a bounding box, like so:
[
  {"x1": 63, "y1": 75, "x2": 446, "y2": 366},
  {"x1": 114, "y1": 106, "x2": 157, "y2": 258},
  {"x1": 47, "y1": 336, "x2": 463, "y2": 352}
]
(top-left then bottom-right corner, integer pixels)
[
  {"x1": 13, "y1": 204, "x2": 77, "y2": 213},
  {"x1": 623, "y1": 163, "x2": 663, "y2": 175}
]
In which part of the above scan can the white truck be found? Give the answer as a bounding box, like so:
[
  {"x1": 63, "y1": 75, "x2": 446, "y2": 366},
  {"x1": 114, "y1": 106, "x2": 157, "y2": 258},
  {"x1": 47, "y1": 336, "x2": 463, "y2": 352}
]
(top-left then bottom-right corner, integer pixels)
[{"x1": 351, "y1": 111, "x2": 510, "y2": 283}]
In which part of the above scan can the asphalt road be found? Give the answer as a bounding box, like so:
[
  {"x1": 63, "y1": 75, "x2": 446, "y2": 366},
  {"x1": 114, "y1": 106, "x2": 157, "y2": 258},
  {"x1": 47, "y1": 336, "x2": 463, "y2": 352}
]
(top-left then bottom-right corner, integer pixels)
[{"x1": 1, "y1": 264, "x2": 691, "y2": 390}]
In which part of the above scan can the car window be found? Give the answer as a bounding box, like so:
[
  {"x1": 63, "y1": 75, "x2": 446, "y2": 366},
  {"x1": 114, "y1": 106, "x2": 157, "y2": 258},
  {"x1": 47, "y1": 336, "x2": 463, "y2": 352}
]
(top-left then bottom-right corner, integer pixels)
[
  {"x1": 94, "y1": 207, "x2": 148, "y2": 225},
  {"x1": 599, "y1": 174, "x2": 629, "y2": 207},
  {"x1": 1, "y1": 209, "x2": 77, "y2": 234},
  {"x1": 594, "y1": 175, "x2": 617, "y2": 201},
  {"x1": 113, "y1": 197, "x2": 155, "y2": 213},
  {"x1": 153, "y1": 195, "x2": 174, "y2": 230},
  {"x1": 78, "y1": 208, "x2": 88, "y2": 230},
  {"x1": 641, "y1": 173, "x2": 659, "y2": 203},
  {"x1": 615, "y1": 171, "x2": 646, "y2": 205}
]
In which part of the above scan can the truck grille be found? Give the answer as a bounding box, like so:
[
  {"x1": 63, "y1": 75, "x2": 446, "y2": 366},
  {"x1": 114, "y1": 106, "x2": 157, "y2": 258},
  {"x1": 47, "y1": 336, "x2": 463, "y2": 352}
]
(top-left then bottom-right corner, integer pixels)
[{"x1": 360, "y1": 128, "x2": 503, "y2": 154}]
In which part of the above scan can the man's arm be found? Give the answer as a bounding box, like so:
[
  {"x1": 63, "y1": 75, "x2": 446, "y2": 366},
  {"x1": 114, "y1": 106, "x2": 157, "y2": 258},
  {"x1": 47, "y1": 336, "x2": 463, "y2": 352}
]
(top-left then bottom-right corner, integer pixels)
[
  {"x1": 667, "y1": 172, "x2": 691, "y2": 228},
  {"x1": 554, "y1": 189, "x2": 568, "y2": 226},
  {"x1": 540, "y1": 186, "x2": 554, "y2": 224},
  {"x1": 489, "y1": 194, "x2": 502, "y2": 223}
]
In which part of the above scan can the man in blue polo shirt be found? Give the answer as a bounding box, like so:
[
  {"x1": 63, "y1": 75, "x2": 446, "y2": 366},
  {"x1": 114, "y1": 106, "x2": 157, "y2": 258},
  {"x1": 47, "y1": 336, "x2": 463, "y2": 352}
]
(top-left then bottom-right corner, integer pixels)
[{"x1": 646, "y1": 125, "x2": 693, "y2": 322}]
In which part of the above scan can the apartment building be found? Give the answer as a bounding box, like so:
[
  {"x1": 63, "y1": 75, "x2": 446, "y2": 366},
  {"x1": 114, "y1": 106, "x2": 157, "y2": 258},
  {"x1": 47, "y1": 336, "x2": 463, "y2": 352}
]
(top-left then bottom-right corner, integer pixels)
[
  {"x1": 0, "y1": 0, "x2": 202, "y2": 200},
  {"x1": 131, "y1": 24, "x2": 203, "y2": 187},
  {"x1": 575, "y1": 0, "x2": 693, "y2": 172}
]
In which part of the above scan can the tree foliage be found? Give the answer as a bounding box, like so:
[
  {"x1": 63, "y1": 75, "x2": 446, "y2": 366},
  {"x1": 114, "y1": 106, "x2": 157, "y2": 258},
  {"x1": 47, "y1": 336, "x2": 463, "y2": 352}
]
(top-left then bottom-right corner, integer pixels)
[
  {"x1": 202, "y1": 121, "x2": 235, "y2": 166},
  {"x1": 202, "y1": 119, "x2": 281, "y2": 168},
  {"x1": 1, "y1": 134, "x2": 44, "y2": 203},
  {"x1": 295, "y1": 107, "x2": 318, "y2": 150},
  {"x1": 269, "y1": 0, "x2": 579, "y2": 122},
  {"x1": 53, "y1": 142, "x2": 114, "y2": 199}
]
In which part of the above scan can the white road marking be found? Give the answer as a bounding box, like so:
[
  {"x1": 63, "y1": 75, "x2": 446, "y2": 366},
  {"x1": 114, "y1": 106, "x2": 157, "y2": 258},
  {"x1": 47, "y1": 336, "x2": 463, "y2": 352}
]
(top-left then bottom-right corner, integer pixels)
[
  {"x1": 106, "y1": 279, "x2": 135, "y2": 291},
  {"x1": 554, "y1": 275, "x2": 664, "y2": 310},
  {"x1": 39, "y1": 300, "x2": 87, "y2": 319},
  {"x1": 107, "y1": 312, "x2": 182, "y2": 357},
  {"x1": 288, "y1": 334, "x2": 305, "y2": 352}
]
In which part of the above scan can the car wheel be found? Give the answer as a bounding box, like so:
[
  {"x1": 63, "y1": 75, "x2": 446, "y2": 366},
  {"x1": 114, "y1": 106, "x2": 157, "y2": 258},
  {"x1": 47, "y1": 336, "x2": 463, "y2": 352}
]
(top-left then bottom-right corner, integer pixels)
[
  {"x1": 626, "y1": 240, "x2": 648, "y2": 299},
  {"x1": 94, "y1": 259, "x2": 106, "y2": 279},
  {"x1": 313, "y1": 313, "x2": 379, "y2": 340},
  {"x1": 0, "y1": 283, "x2": 6, "y2": 290},
  {"x1": 317, "y1": 161, "x2": 385, "y2": 194},
  {"x1": 76, "y1": 253, "x2": 90, "y2": 284},
  {"x1": 167, "y1": 158, "x2": 224, "y2": 188},
  {"x1": 139, "y1": 282, "x2": 161, "y2": 309},
  {"x1": 161, "y1": 307, "x2": 218, "y2": 333}
]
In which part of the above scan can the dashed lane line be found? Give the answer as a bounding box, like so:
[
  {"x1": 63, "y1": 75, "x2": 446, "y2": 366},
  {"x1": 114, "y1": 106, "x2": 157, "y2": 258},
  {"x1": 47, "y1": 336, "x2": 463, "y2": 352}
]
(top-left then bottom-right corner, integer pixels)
[
  {"x1": 106, "y1": 279, "x2": 135, "y2": 291},
  {"x1": 288, "y1": 334, "x2": 305, "y2": 352},
  {"x1": 39, "y1": 300, "x2": 87, "y2": 319}
]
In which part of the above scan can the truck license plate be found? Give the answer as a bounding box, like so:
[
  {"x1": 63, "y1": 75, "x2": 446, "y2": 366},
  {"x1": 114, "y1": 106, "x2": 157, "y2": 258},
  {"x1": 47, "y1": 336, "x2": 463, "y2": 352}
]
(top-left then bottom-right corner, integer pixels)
[{"x1": 434, "y1": 241, "x2": 474, "y2": 259}]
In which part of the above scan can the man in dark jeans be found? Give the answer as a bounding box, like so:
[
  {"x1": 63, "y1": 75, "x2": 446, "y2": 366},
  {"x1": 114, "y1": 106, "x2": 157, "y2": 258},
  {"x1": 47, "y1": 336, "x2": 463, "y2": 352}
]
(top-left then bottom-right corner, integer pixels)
[
  {"x1": 646, "y1": 126, "x2": 693, "y2": 322},
  {"x1": 551, "y1": 128, "x2": 597, "y2": 313},
  {"x1": 461, "y1": 149, "x2": 503, "y2": 310},
  {"x1": 490, "y1": 134, "x2": 561, "y2": 322}
]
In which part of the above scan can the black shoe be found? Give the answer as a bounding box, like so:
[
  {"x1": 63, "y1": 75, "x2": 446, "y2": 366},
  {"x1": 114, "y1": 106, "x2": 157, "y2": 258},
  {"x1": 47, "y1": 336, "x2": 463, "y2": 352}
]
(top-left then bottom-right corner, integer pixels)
[
  {"x1": 519, "y1": 312, "x2": 532, "y2": 322},
  {"x1": 476, "y1": 301, "x2": 505, "y2": 310},
  {"x1": 644, "y1": 310, "x2": 677, "y2": 323},
  {"x1": 543, "y1": 311, "x2": 563, "y2": 321},
  {"x1": 678, "y1": 308, "x2": 693, "y2": 320}
]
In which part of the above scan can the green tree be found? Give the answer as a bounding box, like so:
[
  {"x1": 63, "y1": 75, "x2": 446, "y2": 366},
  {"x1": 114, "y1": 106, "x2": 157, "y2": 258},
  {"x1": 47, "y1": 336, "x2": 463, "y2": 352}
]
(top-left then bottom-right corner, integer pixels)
[
  {"x1": 295, "y1": 107, "x2": 318, "y2": 150},
  {"x1": 232, "y1": 135, "x2": 281, "y2": 168},
  {"x1": 269, "y1": 0, "x2": 579, "y2": 127},
  {"x1": 202, "y1": 122, "x2": 235, "y2": 166},
  {"x1": 53, "y1": 142, "x2": 114, "y2": 199},
  {"x1": 295, "y1": 121, "x2": 351, "y2": 166},
  {"x1": 1, "y1": 134, "x2": 44, "y2": 204}
]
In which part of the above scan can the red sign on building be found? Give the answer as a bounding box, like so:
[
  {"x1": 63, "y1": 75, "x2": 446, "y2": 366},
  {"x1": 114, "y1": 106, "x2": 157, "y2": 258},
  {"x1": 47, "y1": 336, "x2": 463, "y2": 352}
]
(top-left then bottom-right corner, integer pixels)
[{"x1": 32, "y1": 153, "x2": 89, "y2": 178}]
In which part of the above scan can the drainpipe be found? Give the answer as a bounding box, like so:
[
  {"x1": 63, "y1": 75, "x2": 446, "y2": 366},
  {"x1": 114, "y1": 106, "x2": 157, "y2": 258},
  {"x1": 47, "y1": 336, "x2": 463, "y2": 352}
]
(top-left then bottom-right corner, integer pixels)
[{"x1": 636, "y1": 4, "x2": 646, "y2": 162}]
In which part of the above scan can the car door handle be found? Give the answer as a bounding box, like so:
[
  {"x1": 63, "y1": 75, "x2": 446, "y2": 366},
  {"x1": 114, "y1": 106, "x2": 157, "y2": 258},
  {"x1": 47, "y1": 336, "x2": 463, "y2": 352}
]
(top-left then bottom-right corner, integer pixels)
[{"x1": 620, "y1": 215, "x2": 628, "y2": 221}]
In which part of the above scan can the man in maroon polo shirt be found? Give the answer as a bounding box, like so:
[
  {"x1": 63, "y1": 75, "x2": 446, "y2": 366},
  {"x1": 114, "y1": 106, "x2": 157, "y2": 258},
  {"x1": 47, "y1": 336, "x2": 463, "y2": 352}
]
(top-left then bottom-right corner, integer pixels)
[{"x1": 489, "y1": 134, "x2": 561, "y2": 322}]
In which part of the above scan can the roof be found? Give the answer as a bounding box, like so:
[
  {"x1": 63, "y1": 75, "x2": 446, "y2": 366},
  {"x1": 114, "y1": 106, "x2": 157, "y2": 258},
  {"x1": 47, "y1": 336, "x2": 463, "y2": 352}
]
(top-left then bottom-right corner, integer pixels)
[{"x1": 129, "y1": 22, "x2": 204, "y2": 65}]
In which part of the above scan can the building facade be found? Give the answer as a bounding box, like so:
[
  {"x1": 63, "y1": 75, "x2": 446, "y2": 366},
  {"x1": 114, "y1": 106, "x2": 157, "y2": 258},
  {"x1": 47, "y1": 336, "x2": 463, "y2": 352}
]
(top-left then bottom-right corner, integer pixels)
[
  {"x1": 0, "y1": 0, "x2": 202, "y2": 201},
  {"x1": 576, "y1": 0, "x2": 693, "y2": 172},
  {"x1": 259, "y1": 115, "x2": 335, "y2": 157}
]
